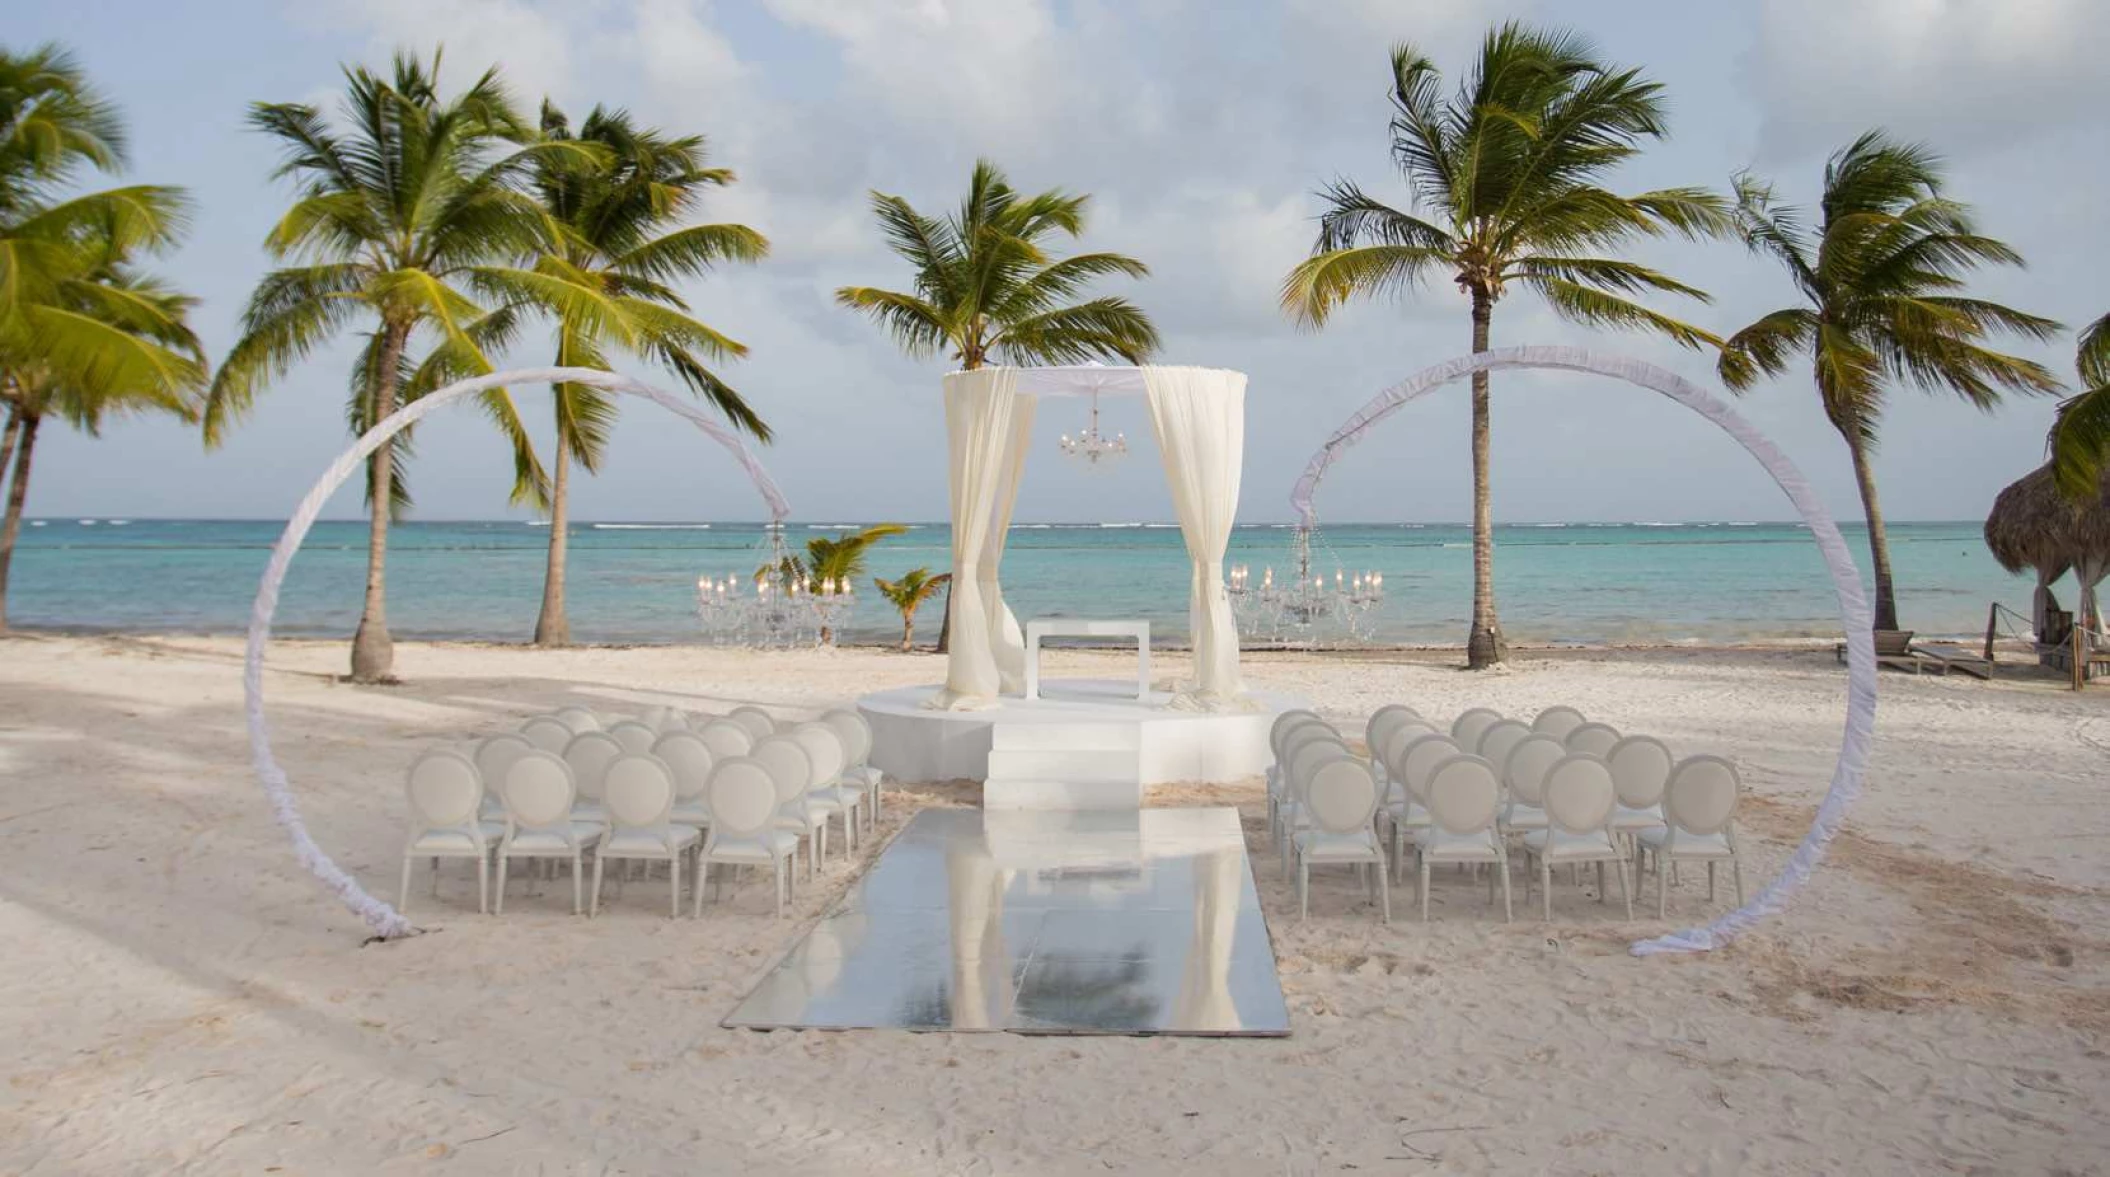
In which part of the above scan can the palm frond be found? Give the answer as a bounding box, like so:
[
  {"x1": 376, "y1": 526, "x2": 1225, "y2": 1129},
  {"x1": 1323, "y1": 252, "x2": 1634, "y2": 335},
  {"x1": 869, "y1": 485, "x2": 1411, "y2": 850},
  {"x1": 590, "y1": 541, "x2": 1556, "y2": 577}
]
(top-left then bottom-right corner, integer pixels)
[
  {"x1": 1527, "y1": 276, "x2": 1720, "y2": 350},
  {"x1": 1280, "y1": 245, "x2": 1448, "y2": 329},
  {"x1": 2049, "y1": 385, "x2": 2110, "y2": 499}
]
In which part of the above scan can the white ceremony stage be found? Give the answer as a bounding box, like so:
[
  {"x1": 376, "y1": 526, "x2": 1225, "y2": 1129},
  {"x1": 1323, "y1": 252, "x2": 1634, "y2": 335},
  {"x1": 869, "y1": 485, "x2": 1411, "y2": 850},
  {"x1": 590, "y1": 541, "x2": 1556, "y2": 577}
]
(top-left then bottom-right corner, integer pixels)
[{"x1": 861, "y1": 677, "x2": 1305, "y2": 809}]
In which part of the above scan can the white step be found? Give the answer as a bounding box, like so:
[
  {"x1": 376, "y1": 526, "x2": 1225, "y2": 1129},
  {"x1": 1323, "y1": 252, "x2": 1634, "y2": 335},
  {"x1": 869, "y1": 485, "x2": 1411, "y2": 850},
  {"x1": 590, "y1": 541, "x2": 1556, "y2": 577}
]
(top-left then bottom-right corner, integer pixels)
[
  {"x1": 989, "y1": 720, "x2": 1142, "y2": 753},
  {"x1": 985, "y1": 748, "x2": 1138, "y2": 783},
  {"x1": 985, "y1": 777, "x2": 1144, "y2": 810}
]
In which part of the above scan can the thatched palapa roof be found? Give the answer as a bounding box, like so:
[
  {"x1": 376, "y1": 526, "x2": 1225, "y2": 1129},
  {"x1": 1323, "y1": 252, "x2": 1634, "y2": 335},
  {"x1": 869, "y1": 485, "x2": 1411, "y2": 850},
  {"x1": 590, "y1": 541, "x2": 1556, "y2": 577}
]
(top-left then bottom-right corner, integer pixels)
[{"x1": 1984, "y1": 461, "x2": 2110, "y2": 581}]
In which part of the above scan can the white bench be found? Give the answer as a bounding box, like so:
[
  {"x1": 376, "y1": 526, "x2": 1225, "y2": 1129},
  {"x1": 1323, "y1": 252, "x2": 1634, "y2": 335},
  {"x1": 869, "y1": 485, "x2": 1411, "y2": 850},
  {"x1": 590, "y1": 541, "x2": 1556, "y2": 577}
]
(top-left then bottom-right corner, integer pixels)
[{"x1": 1023, "y1": 619, "x2": 1150, "y2": 701}]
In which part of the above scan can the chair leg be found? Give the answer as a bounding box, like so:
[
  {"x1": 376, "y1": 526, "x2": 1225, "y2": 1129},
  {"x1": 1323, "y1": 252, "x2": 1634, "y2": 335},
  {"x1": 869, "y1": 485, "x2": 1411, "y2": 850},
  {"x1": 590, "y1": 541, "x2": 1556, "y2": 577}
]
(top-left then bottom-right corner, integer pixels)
[
  {"x1": 1598, "y1": 861, "x2": 1607, "y2": 904},
  {"x1": 1616, "y1": 854, "x2": 1633, "y2": 920},
  {"x1": 1297, "y1": 859, "x2": 1310, "y2": 921},
  {"x1": 1499, "y1": 860, "x2": 1514, "y2": 922},
  {"x1": 1658, "y1": 856, "x2": 1669, "y2": 918},
  {"x1": 571, "y1": 851, "x2": 584, "y2": 915},
  {"x1": 398, "y1": 855, "x2": 414, "y2": 914},
  {"x1": 590, "y1": 853, "x2": 606, "y2": 918},
  {"x1": 1376, "y1": 860, "x2": 1391, "y2": 923},
  {"x1": 693, "y1": 859, "x2": 709, "y2": 918},
  {"x1": 1541, "y1": 860, "x2": 1553, "y2": 922},
  {"x1": 1708, "y1": 861, "x2": 1717, "y2": 902},
  {"x1": 494, "y1": 855, "x2": 509, "y2": 915},
  {"x1": 1419, "y1": 859, "x2": 1431, "y2": 922},
  {"x1": 670, "y1": 854, "x2": 681, "y2": 919},
  {"x1": 477, "y1": 853, "x2": 489, "y2": 915},
  {"x1": 1733, "y1": 855, "x2": 1746, "y2": 905},
  {"x1": 431, "y1": 856, "x2": 441, "y2": 897},
  {"x1": 773, "y1": 858, "x2": 785, "y2": 918}
]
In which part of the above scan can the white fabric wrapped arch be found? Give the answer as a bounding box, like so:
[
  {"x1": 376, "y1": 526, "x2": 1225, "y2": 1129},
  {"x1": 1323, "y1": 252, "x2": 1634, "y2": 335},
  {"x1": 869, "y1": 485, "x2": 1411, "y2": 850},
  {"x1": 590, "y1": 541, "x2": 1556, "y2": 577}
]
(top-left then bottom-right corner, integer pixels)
[
  {"x1": 1287, "y1": 345, "x2": 1876, "y2": 955},
  {"x1": 246, "y1": 366, "x2": 792, "y2": 940}
]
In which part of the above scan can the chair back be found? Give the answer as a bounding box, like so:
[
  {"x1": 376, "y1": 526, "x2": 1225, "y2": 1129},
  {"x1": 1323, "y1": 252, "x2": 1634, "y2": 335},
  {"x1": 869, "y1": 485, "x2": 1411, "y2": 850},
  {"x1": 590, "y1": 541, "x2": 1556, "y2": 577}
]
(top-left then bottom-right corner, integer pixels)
[
  {"x1": 1304, "y1": 757, "x2": 1380, "y2": 834},
  {"x1": 1503, "y1": 735, "x2": 1566, "y2": 806},
  {"x1": 554, "y1": 706, "x2": 603, "y2": 734},
  {"x1": 730, "y1": 706, "x2": 776, "y2": 740},
  {"x1": 603, "y1": 755, "x2": 677, "y2": 831},
  {"x1": 1476, "y1": 719, "x2": 1531, "y2": 774},
  {"x1": 407, "y1": 749, "x2": 483, "y2": 829},
  {"x1": 1380, "y1": 720, "x2": 1439, "y2": 775},
  {"x1": 1606, "y1": 736, "x2": 1675, "y2": 810},
  {"x1": 642, "y1": 705, "x2": 690, "y2": 734},
  {"x1": 1531, "y1": 706, "x2": 1587, "y2": 740},
  {"x1": 1286, "y1": 734, "x2": 1349, "y2": 801},
  {"x1": 473, "y1": 734, "x2": 534, "y2": 792},
  {"x1": 696, "y1": 718, "x2": 753, "y2": 762},
  {"x1": 823, "y1": 709, "x2": 872, "y2": 766},
  {"x1": 606, "y1": 720, "x2": 659, "y2": 755},
  {"x1": 1564, "y1": 722, "x2": 1621, "y2": 758},
  {"x1": 1663, "y1": 755, "x2": 1740, "y2": 835},
  {"x1": 1280, "y1": 720, "x2": 1339, "y2": 762},
  {"x1": 1365, "y1": 704, "x2": 1419, "y2": 756},
  {"x1": 790, "y1": 722, "x2": 846, "y2": 789},
  {"x1": 501, "y1": 751, "x2": 577, "y2": 829},
  {"x1": 653, "y1": 731, "x2": 715, "y2": 803},
  {"x1": 1450, "y1": 708, "x2": 1502, "y2": 751},
  {"x1": 1271, "y1": 709, "x2": 1322, "y2": 754},
  {"x1": 707, "y1": 759, "x2": 779, "y2": 838},
  {"x1": 1424, "y1": 755, "x2": 1500, "y2": 835},
  {"x1": 1396, "y1": 733, "x2": 1460, "y2": 802},
  {"x1": 1542, "y1": 754, "x2": 1617, "y2": 835},
  {"x1": 750, "y1": 735, "x2": 813, "y2": 807},
  {"x1": 521, "y1": 716, "x2": 573, "y2": 753},
  {"x1": 563, "y1": 731, "x2": 625, "y2": 802}
]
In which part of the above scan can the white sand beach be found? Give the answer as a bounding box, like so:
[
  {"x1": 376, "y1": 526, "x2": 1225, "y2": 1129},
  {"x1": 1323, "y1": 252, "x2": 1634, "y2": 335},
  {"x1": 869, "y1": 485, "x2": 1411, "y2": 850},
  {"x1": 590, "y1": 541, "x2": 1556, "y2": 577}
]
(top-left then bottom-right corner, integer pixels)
[{"x1": 3, "y1": 634, "x2": 2107, "y2": 1173}]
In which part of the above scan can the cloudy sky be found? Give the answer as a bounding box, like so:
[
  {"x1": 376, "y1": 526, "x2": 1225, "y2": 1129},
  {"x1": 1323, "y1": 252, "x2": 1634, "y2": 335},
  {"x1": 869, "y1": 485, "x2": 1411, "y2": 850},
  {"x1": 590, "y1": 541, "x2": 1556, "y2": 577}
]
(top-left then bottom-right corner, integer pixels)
[{"x1": 17, "y1": 0, "x2": 2109, "y2": 524}]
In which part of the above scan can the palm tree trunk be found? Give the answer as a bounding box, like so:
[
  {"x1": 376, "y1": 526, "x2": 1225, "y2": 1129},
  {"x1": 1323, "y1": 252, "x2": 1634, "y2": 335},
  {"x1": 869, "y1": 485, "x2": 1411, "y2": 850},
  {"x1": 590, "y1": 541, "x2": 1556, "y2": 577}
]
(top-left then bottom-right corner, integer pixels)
[
  {"x1": 1845, "y1": 430, "x2": 1901, "y2": 632},
  {"x1": 534, "y1": 431, "x2": 572, "y2": 646},
  {"x1": 902, "y1": 612, "x2": 915, "y2": 652},
  {"x1": 1466, "y1": 291, "x2": 1506, "y2": 668},
  {"x1": 0, "y1": 406, "x2": 21, "y2": 500},
  {"x1": 350, "y1": 322, "x2": 409, "y2": 682},
  {"x1": 0, "y1": 411, "x2": 42, "y2": 633}
]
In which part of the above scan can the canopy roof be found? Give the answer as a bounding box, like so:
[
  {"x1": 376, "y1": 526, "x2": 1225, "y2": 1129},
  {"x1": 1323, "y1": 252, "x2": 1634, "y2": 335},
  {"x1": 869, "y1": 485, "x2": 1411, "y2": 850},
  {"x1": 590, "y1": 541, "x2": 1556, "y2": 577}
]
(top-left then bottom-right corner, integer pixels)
[
  {"x1": 957, "y1": 362, "x2": 1245, "y2": 398},
  {"x1": 1985, "y1": 461, "x2": 2110, "y2": 581}
]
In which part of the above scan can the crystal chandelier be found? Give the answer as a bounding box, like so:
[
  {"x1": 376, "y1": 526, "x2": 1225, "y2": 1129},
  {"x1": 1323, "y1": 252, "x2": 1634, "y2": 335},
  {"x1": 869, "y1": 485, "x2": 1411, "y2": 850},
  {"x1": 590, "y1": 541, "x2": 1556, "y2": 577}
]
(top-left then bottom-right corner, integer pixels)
[
  {"x1": 695, "y1": 525, "x2": 858, "y2": 647},
  {"x1": 1227, "y1": 524, "x2": 1384, "y2": 647},
  {"x1": 1058, "y1": 391, "x2": 1127, "y2": 466}
]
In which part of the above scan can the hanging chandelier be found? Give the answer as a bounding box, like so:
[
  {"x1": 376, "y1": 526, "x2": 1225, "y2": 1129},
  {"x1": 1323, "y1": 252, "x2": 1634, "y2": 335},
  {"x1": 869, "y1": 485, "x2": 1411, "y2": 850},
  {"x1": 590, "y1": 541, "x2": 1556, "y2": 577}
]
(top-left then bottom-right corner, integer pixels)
[{"x1": 1058, "y1": 390, "x2": 1127, "y2": 466}]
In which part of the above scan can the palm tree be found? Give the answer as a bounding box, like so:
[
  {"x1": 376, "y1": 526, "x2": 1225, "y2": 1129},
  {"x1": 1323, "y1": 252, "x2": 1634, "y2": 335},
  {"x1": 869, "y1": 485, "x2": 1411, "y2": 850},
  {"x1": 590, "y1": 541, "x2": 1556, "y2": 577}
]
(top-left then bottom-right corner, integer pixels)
[
  {"x1": 1282, "y1": 25, "x2": 1728, "y2": 668},
  {"x1": 2049, "y1": 312, "x2": 2110, "y2": 499},
  {"x1": 1282, "y1": 27, "x2": 1730, "y2": 670},
  {"x1": 874, "y1": 568, "x2": 950, "y2": 651},
  {"x1": 0, "y1": 45, "x2": 207, "y2": 630},
  {"x1": 837, "y1": 158, "x2": 1159, "y2": 649},
  {"x1": 496, "y1": 101, "x2": 770, "y2": 646},
  {"x1": 763, "y1": 523, "x2": 906, "y2": 645},
  {"x1": 205, "y1": 50, "x2": 577, "y2": 682},
  {"x1": 1719, "y1": 131, "x2": 2061, "y2": 631}
]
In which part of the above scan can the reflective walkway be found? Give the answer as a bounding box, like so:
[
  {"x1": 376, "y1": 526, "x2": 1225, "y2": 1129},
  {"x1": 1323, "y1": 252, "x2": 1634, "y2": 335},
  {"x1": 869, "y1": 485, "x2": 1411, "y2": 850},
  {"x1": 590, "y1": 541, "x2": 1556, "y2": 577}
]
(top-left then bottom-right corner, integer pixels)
[{"x1": 724, "y1": 807, "x2": 1289, "y2": 1035}]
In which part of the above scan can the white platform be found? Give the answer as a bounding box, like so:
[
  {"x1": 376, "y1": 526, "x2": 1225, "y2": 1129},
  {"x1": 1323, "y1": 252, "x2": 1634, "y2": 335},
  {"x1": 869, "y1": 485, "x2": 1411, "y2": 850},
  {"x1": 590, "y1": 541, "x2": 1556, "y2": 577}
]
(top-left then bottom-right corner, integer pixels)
[{"x1": 859, "y1": 678, "x2": 1305, "y2": 809}]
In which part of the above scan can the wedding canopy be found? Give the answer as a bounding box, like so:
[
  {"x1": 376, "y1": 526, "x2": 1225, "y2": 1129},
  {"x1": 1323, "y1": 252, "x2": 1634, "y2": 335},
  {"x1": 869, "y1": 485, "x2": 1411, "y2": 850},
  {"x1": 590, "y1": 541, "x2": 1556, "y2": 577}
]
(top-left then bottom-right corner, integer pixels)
[{"x1": 931, "y1": 364, "x2": 1250, "y2": 713}]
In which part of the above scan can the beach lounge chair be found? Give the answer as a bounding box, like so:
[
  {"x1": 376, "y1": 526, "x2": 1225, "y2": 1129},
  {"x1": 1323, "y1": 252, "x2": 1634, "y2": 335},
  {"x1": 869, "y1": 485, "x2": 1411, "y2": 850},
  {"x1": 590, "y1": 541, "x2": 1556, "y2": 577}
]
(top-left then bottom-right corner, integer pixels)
[
  {"x1": 1912, "y1": 641, "x2": 1995, "y2": 679},
  {"x1": 400, "y1": 749, "x2": 502, "y2": 914},
  {"x1": 1835, "y1": 628, "x2": 1938, "y2": 674},
  {"x1": 1293, "y1": 756, "x2": 1389, "y2": 922},
  {"x1": 693, "y1": 758, "x2": 799, "y2": 918},
  {"x1": 1522, "y1": 754, "x2": 1633, "y2": 921},
  {"x1": 1412, "y1": 755, "x2": 1511, "y2": 922},
  {"x1": 590, "y1": 755, "x2": 701, "y2": 918}
]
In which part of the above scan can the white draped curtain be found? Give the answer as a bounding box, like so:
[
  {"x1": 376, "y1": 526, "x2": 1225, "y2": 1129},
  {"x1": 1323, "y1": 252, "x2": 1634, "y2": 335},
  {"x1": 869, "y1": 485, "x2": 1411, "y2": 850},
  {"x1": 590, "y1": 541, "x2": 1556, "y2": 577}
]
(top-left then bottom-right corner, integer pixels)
[
  {"x1": 1144, "y1": 366, "x2": 1249, "y2": 710},
  {"x1": 928, "y1": 367, "x2": 1033, "y2": 710}
]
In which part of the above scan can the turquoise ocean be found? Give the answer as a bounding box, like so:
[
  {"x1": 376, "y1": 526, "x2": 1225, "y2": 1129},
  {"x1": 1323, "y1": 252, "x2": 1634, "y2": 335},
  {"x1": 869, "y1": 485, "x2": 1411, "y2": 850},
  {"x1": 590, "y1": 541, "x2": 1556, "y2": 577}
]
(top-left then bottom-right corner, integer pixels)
[{"x1": 7, "y1": 518, "x2": 2028, "y2": 647}]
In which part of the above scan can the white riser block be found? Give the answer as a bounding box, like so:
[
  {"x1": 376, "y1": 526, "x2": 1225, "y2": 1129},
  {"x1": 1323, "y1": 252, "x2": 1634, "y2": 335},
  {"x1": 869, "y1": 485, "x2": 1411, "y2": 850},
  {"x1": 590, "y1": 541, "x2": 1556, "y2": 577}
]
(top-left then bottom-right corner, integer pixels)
[
  {"x1": 990, "y1": 721, "x2": 1143, "y2": 752},
  {"x1": 984, "y1": 777, "x2": 1146, "y2": 810},
  {"x1": 984, "y1": 748, "x2": 1139, "y2": 783}
]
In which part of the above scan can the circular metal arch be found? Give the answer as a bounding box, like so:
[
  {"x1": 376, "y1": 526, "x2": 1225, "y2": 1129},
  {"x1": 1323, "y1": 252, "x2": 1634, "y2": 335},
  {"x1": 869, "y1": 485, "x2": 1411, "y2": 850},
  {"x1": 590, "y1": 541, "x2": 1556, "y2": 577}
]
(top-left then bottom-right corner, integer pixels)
[
  {"x1": 244, "y1": 367, "x2": 790, "y2": 939},
  {"x1": 1287, "y1": 345, "x2": 1877, "y2": 955}
]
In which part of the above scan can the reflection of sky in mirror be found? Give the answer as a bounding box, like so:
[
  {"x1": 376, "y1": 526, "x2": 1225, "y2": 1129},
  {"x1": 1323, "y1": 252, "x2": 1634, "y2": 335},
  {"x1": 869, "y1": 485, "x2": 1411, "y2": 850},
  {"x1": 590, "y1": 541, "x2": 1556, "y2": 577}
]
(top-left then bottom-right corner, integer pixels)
[{"x1": 725, "y1": 808, "x2": 1288, "y2": 1035}]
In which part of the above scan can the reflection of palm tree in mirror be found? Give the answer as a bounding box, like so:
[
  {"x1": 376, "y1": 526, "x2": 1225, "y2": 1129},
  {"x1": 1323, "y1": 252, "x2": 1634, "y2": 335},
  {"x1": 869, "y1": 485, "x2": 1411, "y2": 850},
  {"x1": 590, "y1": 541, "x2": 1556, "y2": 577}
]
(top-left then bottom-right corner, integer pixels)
[
  {"x1": 1014, "y1": 954, "x2": 1160, "y2": 1030},
  {"x1": 1173, "y1": 846, "x2": 1243, "y2": 1031}
]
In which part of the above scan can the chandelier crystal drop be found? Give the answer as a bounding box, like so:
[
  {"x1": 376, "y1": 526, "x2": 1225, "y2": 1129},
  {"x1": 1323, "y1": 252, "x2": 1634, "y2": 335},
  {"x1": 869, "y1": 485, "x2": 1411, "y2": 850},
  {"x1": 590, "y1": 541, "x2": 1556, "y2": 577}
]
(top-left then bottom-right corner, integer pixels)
[
  {"x1": 695, "y1": 524, "x2": 858, "y2": 647},
  {"x1": 1058, "y1": 390, "x2": 1128, "y2": 466},
  {"x1": 1226, "y1": 523, "x2": 1385, "y2": 647}
]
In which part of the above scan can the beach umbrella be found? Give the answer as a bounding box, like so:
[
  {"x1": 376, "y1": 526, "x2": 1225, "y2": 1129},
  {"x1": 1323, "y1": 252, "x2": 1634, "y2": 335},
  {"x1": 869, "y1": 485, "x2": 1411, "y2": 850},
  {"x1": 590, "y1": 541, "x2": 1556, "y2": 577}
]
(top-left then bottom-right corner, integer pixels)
[{"x1": 1984, "y1": 461, "x2": 2110, "y2": 637}]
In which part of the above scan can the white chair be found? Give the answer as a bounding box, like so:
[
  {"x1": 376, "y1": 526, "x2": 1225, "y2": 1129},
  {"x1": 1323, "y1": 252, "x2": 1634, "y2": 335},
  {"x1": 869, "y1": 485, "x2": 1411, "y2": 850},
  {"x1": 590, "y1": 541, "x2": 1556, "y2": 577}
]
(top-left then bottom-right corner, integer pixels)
[
  {"x1": 823, "y1": 709, "x2": 881, "y2": 822},
  {"x1": 1565, "y1": 722, "x2": 1621, "y2": 758},
  {"x1": 1272, "y1": 720, "x2": 1341, "y2": 845},
  {"x1": 1266, "y1": 713, "x2": 1328, "y2": 838},
  {"x1": 473, "y1": 733, "x2": 534, "y2": 820},
  {"x1": 1376, "y1": 719, "x2": 1438, "y2": 795},
  {"x1": 754, "y1": 735, "x2": 831, "y2": 880},
  {"x1": 1638, "y1": 755, "x2": 1746, "y2": 917},
  {"x1": 1413, "y1": 755, "x2": 1512, "y2": 922},
  {"x1": 1278, "y1": 731, "x2": 1351, "y2": 874},
  {"x1": 653, "y1": 730, "x2": 715, "y2": 829},
  {"x1": 1522, "y1": 754, "x2": 1633, "y2": 921},
  {"x1": 1531, "y1": 706, "x2": 1587, "y2": 741},
  {"x1": 642, "y1": 705, "x2": 692, "y2": 734},
  {"x1": 495, "y1": 750, "x2": 604, "y2": 915},
  {"x1": 400, "y1": 749, "x2": 502, "y2": 914},
  {"x1": 1605, "y1": 735, "x2": 1674, "y2": 866},
  {"x1": 730, "y1": 706, "x2": 776, "y2": 740},
  {"x1": 1385, "y1": 733, "x2": 1458, "y2": 881},
  {"x1": 1365, "y1": 704, "x2": 1419, "y2": 759},
  {"x1": 606, "y1": 720, "x2": 659, "y2": 756},
  {"x1": 1476, "y1": 719, "x2": 1532, "y2": 778},
  {"x1": 562, "y1": 730, "x2": 624, "y2": 825},
  {"x1": 1450, "y1": 707, "x2": 1503, "y2": 752},
  {"x1": 1293, "y1": 756, "x2": 1389, "y2": 922},
  {"x1": 696, "y1": 718, "x2": 753, "y2": 763},
  {"x1": 555, "y1": 706, "x2": 603, "y2": 734},
  {"x1": 590, "y1": 754, "x2": 702, "y2": 918},
  {"x1": 694, "y1": 758, "x2": 799, "y2": 918},
  {"x1": 1498, "y1": 734, "x2": 1565, "y2": 835},
  {"x1": 521, "y1": 715, "x2": 574, "y2": 754},
  {"x1": 791, "y1": 722, "x2": 861, "y2": 855}
]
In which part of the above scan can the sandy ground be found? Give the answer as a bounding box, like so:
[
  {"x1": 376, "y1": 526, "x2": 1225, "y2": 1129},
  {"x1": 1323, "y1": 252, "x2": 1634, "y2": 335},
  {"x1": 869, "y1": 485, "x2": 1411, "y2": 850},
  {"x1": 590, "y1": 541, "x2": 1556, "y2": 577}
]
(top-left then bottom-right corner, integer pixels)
[{"x1": 2, "y1": 633, "x2": 2108, "y2": 1175}]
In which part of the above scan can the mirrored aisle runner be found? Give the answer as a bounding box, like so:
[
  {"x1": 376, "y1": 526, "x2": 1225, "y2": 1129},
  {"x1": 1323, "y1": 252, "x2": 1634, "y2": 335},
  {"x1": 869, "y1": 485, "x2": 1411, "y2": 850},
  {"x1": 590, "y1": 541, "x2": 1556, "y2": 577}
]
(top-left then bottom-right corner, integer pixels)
[{"x1": 723, "y1": 807, "x2": 1290, "y2": 1036}]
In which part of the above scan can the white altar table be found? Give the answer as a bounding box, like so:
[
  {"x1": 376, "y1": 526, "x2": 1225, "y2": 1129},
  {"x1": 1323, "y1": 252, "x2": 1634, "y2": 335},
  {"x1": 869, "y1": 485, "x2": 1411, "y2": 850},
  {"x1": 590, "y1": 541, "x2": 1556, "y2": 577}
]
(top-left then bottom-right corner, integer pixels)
[{"x1": 1023, "y1": 619, "x2": 1150, "y2": 701}]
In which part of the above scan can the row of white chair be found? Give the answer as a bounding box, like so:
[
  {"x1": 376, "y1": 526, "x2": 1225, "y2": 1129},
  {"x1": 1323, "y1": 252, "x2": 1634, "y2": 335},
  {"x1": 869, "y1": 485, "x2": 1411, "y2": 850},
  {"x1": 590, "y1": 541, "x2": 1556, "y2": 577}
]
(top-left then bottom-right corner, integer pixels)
[
  {"x1": 1270, "y1": 704, "x2": 1745, "y2": 922},
  {"x1": 401, "y1": 704, "x2": 886, "y2": 918}
]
